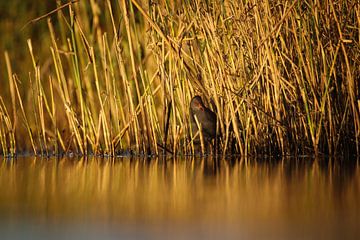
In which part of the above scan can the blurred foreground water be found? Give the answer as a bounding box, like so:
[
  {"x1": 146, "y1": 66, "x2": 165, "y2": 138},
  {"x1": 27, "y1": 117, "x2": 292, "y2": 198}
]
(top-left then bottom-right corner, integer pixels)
[{"x1": 0, "y1": 156, "x2": 359, "y2": 239}]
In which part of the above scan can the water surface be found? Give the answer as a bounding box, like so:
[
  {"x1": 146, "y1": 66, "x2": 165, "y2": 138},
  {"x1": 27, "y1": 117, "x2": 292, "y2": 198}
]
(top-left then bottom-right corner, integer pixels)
[{"x1": 0, "y1": 156, "x2": 359, "y2": 239}]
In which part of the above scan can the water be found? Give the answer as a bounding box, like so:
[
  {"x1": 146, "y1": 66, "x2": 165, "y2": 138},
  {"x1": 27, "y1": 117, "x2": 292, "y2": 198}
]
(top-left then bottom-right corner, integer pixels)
[{"x1": 0, "y1": 156, "x2": 359, "y2": 239}]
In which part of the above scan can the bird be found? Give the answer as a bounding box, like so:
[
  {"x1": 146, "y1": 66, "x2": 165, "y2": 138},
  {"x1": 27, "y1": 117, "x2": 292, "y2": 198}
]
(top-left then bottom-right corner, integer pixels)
[{"x1": 189, "y1": 95, "x2": 217, "y2": 141}]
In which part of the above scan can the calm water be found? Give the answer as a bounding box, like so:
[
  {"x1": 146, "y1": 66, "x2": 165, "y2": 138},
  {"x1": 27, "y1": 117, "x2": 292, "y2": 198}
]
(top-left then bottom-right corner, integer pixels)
[{"x1": 0, "y1": 156, "x2": 359, "y2": 239}]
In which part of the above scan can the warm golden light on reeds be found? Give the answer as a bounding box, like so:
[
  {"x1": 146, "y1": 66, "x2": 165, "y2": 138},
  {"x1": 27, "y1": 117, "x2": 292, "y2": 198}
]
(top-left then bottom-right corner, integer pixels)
[{"x1": 0, "y1": 0, "x2": 359, "y2": 156}]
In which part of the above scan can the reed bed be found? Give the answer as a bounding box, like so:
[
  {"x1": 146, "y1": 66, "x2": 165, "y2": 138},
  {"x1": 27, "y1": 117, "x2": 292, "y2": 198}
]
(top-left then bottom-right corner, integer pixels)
[{"x1": 0, "y1": 0, "x2": 359, "y2": 157}]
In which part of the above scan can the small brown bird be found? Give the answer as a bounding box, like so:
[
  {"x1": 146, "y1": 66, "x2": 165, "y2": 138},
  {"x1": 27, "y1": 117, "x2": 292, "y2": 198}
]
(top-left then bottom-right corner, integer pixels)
[{"x1": 190, "y1": 95, "x2": 217, "y2": 141}]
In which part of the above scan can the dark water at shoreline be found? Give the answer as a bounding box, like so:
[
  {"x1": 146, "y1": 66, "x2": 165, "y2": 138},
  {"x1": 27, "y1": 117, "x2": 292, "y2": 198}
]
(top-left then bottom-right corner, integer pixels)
[{"x1": 0, "y1": 156, "x2": 359, "y2": 239}]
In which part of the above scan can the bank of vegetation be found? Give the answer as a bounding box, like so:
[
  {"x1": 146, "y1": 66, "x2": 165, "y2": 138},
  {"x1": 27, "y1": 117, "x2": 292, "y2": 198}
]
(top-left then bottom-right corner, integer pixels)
[{"x1": 0, "y1": 0, "x2": 359, "y2": 157}]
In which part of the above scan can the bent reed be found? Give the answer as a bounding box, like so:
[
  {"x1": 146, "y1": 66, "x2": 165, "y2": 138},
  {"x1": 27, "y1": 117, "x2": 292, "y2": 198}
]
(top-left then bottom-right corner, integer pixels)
[{"x1": 0, "y1": 0, "x2": 359, "y2": 157}]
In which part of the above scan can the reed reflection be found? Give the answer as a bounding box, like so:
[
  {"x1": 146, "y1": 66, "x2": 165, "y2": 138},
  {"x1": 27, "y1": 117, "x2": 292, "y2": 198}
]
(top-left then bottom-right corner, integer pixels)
[{"x1": 0, "y1": 156, "x2": 359, "y2": 231}]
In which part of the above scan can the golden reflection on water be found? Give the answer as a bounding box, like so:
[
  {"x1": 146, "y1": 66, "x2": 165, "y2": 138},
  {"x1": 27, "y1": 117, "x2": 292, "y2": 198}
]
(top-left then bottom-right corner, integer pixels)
[{"x1": 0, "y1": 156, "x2": 359, "y2": 235}]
